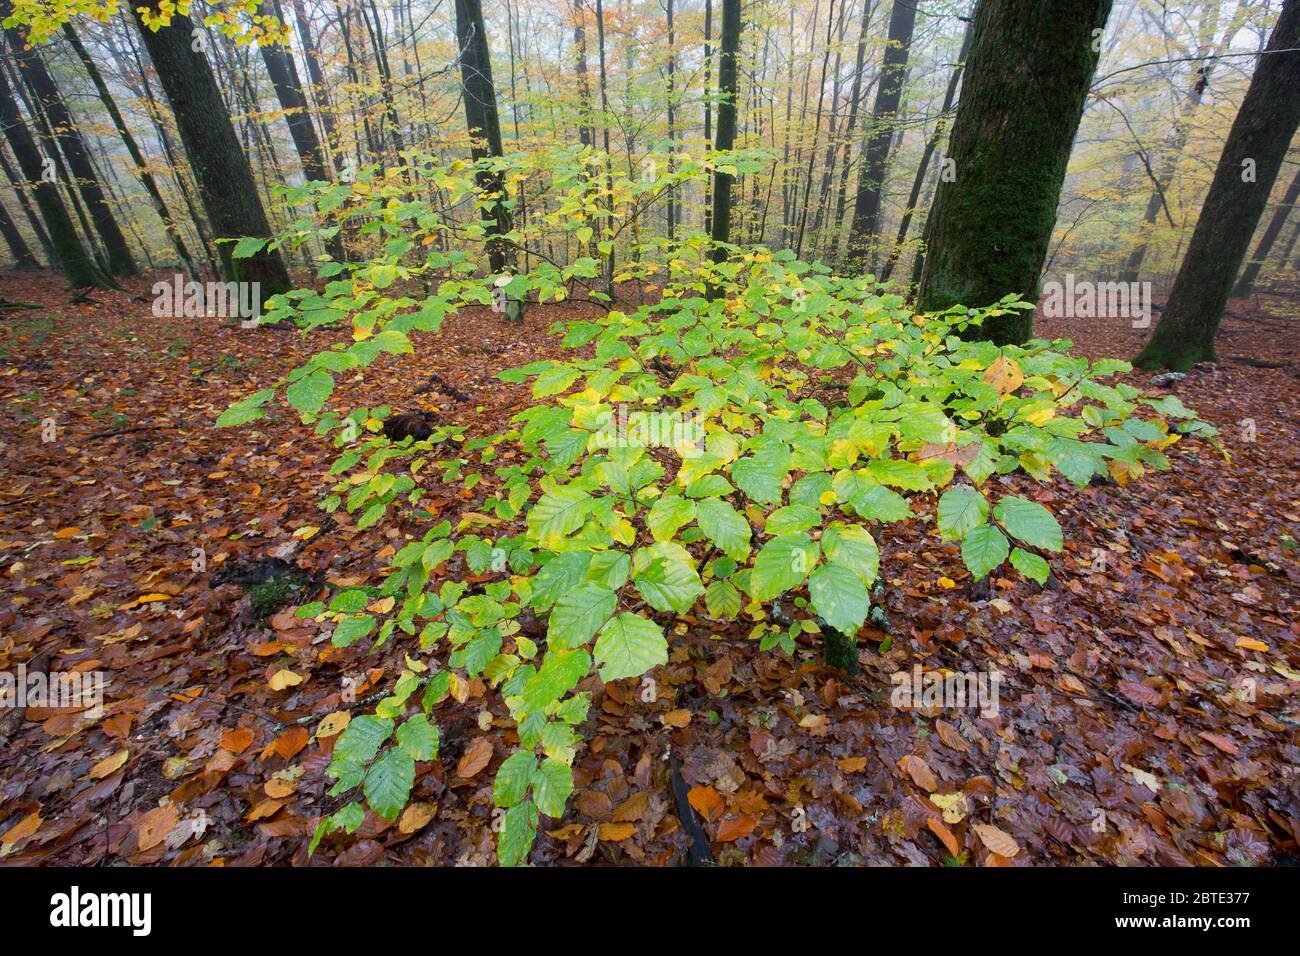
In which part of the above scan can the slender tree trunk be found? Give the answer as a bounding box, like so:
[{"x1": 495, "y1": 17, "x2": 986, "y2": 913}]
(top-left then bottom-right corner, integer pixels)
[
  {"x1": 793, "y1": 0, "x2": 838, "y2": 258},
  {"x1": 916, "y1": 0, "x2": 1113, "y2": 344},
  {"x1": 666, "y1": 0, "x2": 676, "y2": 242},
  {"x1": 1134, "y1": 0, "x2": 1300, "y2": 370},
  {"x1": 2, "y1": 5, "x2": 137, "y2": 277},
  {"x1": 826, "y1": 0, "x2": 875, "y2": 263},
  {"x1": 708, "y1": 0, "x2": 742, "y2": 282},
  {"x1": 845, "y1": 0, "x2": 917, "y2": 272},
  {"x1": 455, "y1": 0, "x2": 514, "y2": 283},
  {"x1": 0, "y1": 64, "x2": 109, "y2": 288},
  {"x1": 290, "y1": 0, "x2": 341, "y2": 170},
  {"x1": 0, "y1": 192, "x2": 39, "y2": 268},
  {"x1": 703, "y1": 0, "x2": 713, "y2": 233},
  {"x1": 1231, "y1": 160, "x2": 1300, "y2": 297},
  {"x1": 594, "y1": 0, "x2": 616, "y2": 290},
  {"x1": 0, "y1": 146, "x2": 54, "y2": 261},
  {"x1": 574, "y1": 0, "x2": 594, "y2": 147},
  {"x1": 61, "y1": 23, "x2": 197, "y2": 277},
  {"x1": 880, "y1": 19, "x2": 972, "y2": 283},
  {"x1": 131, "y1": 6, "x2": 290, "y2": 293}
]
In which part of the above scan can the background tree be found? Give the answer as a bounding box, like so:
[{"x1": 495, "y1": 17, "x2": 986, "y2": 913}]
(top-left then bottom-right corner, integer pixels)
[
  {"x1": 1134, "y1": 0, "x2": 1300, "y2": 370},
  {"x1": 915, "y1": 0, "x2": 1113, "y2": 344},
  {"x1": 708, "y1": 0, "x2": 741, "y2": 271}
]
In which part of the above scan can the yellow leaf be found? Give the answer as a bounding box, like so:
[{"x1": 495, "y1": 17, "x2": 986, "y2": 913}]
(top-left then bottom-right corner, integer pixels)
[
  {"x1": 1236, "y1": 637, "x2": 1269, "y2": 652},
  {"x1": 931, "y1": 791, "x2": 969, "y2": 824},
  {"x1": 268, "y1": 668, "x2": 304, "y2": 691},
  {"x1": 316, "y1": 711, "x2": 351, "y2": 738},
  {"x1": 89, "y1": 749, "x2": 129, "y2": 779}
]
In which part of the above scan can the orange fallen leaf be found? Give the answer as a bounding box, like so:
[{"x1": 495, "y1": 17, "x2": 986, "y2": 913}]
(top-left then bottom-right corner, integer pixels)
[
  {"x1": 927, "y1": 816, "x2": 961, "y2": 856},
  {"x1": 972, "y1": 823, "x2": 1020, "y2": 858},
  {"x1": 90, "y1": 749, "x2": 129, "y2": 779},
  {"x1": 265, "y1": 778, "x2": 296, "y2": 799},
  {"x1": 1198, "y1": 732, "x2": 1239, "y2": 756},
  {"x1": 1235, "y1": 637, "x2": 1269, "y2": 652},
  {"x1": 316, "y1": 711, "x2": 350, "y2": 738},
  {"x1": 837, "y1": 756, "x2": 867, "y2": 772},
  {"x1": 0, "y1": 809, "x2": 42, "y2": 857},
  {"x1": 598, "y1": 822, "x2": 637, "y2": 841},
  {"x1": 271, "y1": 726, "x2": 309, "y2": 760},
  {"x1": 220, "y1": 728, "x2": 255, "y2": 753},
  {"x1": 716, "y1": 814, "x2": 757, "y2": 842},
  {"x1": 246, "y1": 799, "x2": 284, "y2": 821},
  {"x1": 456, "y1": 737, "x2": 493, "y2": 778},
  {"x1": 54, "y1": 526, "x2": 82, "y2": 539},
  {"x1": 612, "y1": 792, "x2": 650, "y2": 823},
  {"x1": 687, "y1": 785, "x2": 725, "y2": 823},
  {"x1": 137, "y1": 805, "x2": 180, "y2": 852},
  {"x1": 662, "y1": 708, "x2": 692, "y2": 728}
]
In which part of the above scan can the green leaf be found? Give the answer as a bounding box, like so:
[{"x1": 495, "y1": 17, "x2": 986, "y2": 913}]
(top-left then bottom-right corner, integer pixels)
[
  {"x1": 647, "y1": 495, "x2": 696, "y2": 542},
  {"x1": 1010, "y1": 547, "x2": 1050, "y2": 584},
  {"x1": 809, "y1": 562, "x2": 871, "y2": 634},
  {"x1": 531, "y1": 757, "x2": 574, "y2": 817},
  {"x1": 533, "y1": 366, "x2": 581, "y2": 398},
  {"x1": 232, "y1": 236, "x2": 267, "y2": 259},
  {"x1": 868, "y1": 458, "x2": 932, "y2": 491},
  {"x1": 363, "y1": 749, "x2": 415, "y2": 820},
  {"x1": 493, "y1": 750, "x2": 538, "y2": 807},
  {"x1": 498, "y1": 799, "x2": 539, "y2": 867},
  {"x1": 765, "y1": 503, "x2": 820, "y2": 534},
  {"x1": 993, "y1": 497, "x2": 1063, "y2": 552},
  {"x1": 332, "y1": 714, "x2": 393, "y2": 765},
  {"x1": 593, "y1": 613, "x2": 667, "y2": 681},
  {"x1": 960, "y1": 524, "x2": 1010, "y2": 580},
  {"x1": 705, "y1": 580, "x2": 742, "y2": 619},
  {"x1": 395, "y1": 715, "x2": 439, "y2": 761},
  {"x1": 936, "y1": 485, "x2": 989, "y2": 541},
  {"x1": 521, "y1": 648, "x2": 591, "y2": 713},
  {"x1": 732, "y1": 455, "x2": 785, "y2": 504},
  {"x1": 286, "y1": 371, "x2": 334, "y2": 416},
  {"x1": 633, "y1": 557, "x2": 704, "y2": 614},
  {"x1": 821, "y1": 524, "x2": 879, "y2": 586},
  {"x1": 332, "y1": 614, "x2": 376, "y2": 648},
  {"x1": 749, "y1": 534, "x2": 819, "y2": 602},
  {"x1": 526, "y1": 485, "x2": 594, "y2": 544},
  {"x1": 695, "y1": 497, "x2": 751, "y2": 561},
  {"x1": 547, "y1": 585, "x2": 617, "y2": 649}
]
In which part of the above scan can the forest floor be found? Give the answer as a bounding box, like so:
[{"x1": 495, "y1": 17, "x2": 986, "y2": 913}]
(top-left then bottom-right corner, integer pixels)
[{"x1": 0, "y1": 270, "x2": 1297, "y2": 867}]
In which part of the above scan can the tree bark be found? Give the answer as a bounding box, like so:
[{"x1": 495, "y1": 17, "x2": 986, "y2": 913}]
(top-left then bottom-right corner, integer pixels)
[
  {"x1": 132, "y1": 5, "x2": 290, "y2": 293},
  {"x1": 0, "y1": 190, "x2": 39, "y2": 268},
  {"x1": 708, "y1": 0, "x2": 741, "y2": 278},
  {"x1": 454, "y1": 0, "x2": 513, "y2": 280},
  {"x1": 1134, "y1": 0, "x2": 1300, "y2": 370},
  {"x1": 0, "y1": 145, "x2": 54, "y2": 261},
  {"x1": 916, "y1": 0, "x2": 1112, "y2": 344}
]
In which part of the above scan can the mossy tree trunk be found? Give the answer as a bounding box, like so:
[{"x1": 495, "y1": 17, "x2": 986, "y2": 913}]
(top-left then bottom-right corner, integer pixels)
[
  {"x1": 0, "y1": 192, "x2": 39, "y2": 268},
  {"x1": 708, "y1": 0, "x2": 741, "y2": 276},
  {"x1": 132, "y1": 5, "x2": 290, "y2": 294},
  {"x1": 1135, "y1": 0, "x2": 1300, "y2": 371},
  {"x1": 0, "y1": 64, "x2": 110, "y2": 288},
  {"x1": 455, "y1": 0, "x2": 514, "y2": 281},
  {"x1": 915, "y1": 0, "x2": 1112, "y2": 344}
]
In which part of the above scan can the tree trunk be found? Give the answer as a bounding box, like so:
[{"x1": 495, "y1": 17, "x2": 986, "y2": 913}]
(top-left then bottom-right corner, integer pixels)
[
  {"x1": 0, "y1": 64, "x2": 109, "y2": 288},
  {"x1": 61, "y1": 23, "x2": 198, "y2": 277},
  {"x1": 0, "y1": 191, "x2": 39, "y2": 268},
  {"x1": 916, "y1": 0, "x2": 1112, "y2": 344},
  {"x1": 1134, "y1": 0, "x2": 1300, "y2": 370},
  {"x1": 708, "y1": 0, "x2": 742, "y2": 278},
  {"x1": 0, "y1": 146, "x2": 54, "y2": 261},
  {"x1": 825, "y1": 0, "x2": 875, "y2": 263},
  {"x1": 455, "y1": 0, "x2": 514, "y2": 282},
  {"x1": 880, "y1": 19, "x2": 972, "y2": 284},
  {"x1": 1231, "y1": 160, "x2": 1300, "y2": 297},
  {"x1": 132, "y1": 5, "x2": 290, "y2": 293},
  {"x1": 2, "y1": 4, "x2": 137, "y2": 277},
  {"x1": 844, "y1": 0, "x2": 917, "y2": 272},
  {"x1": 666, "y1": 0, "x2": 676, "y2": 241}
]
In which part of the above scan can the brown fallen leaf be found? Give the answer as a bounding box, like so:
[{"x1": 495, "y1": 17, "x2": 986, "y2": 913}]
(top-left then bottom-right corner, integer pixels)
[
  {"x1": 0, "y1": 809, "x2": 42, "y2": 857},
  {"x1": 972, "y1": 823, "x2": 1020, "y2": 858},
  {"x1": 662, "y1": 708, "x2": 692, "y2": 728},
  {"x1": 398, "y1": 802, "x2": 436, "y2": 835},
  {"x1": 271, "y1": 725, "x2": 309, "y2": 760},
  {"x1": 137, "y1": 805, "x2": 180, "y2": 852},
  {"x1": 1198, "y1": 732, "x2": 1240, "y2": 756},
  {"x1": 935, "y1": 719, "x2": 970, "y2": 754},
  {"x1": 456, "y1": 737, "x2": 493, "y2": 778},
  {"x1": 612, "y1": 791, "x2": 650, "y2": 823},
  {"x1": 837, "y1": 756, "x2": 867, "y2": 772},
  {"x1": 898, "y1": 754, "x2": 939, "y2": 792}
]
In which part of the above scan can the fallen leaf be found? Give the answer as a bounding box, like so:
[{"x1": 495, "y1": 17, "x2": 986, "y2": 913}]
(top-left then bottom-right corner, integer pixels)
[
  {"x1": 137, "y1": 805, "x2": 180, "y2": 852},
  {"x1": 316, "y1": 711, "x2": 350, "y2": 738},
  {"x1": 398, "y1": 802, "x2": 436, "y2": 834},
  {"x1": 89, "y1": 749, "x2": 129, "y2": 779},
  {"x1": 456, "y1": 737, "x2": 493, "y2": 778},
  {"x1": 687, "y1": 785, "x2": 725, "y2": 823},
  {"x1": 972, "y1": 823, "x2": 1020, "y2": 858},
  {"x1": 220, "y1": 728, "x2": 255, "y2": 753},
  {"x1": 716, "y1": 814, "x2": 757, "y2": 842},
  {"x1": 598, "y1": 822, "x2": 637, "y2": 841},
  {"x1": 927, "y1": 816, "x2": 961, "y2": 856},
  {"x1": 898, "y1": 754, "x2": 939, "y2": 792}
]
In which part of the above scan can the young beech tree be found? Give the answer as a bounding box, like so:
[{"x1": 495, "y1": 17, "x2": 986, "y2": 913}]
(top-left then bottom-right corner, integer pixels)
[
  {"x1": 1135, "y1": 0, "x2": 1300, "y2": 370},
  {"x1": 915, "y1": 0, "x2": 1113, "y2": 344},
  {"x1": 131, "y1": 4, "x2": 290, "y2": 293}
]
